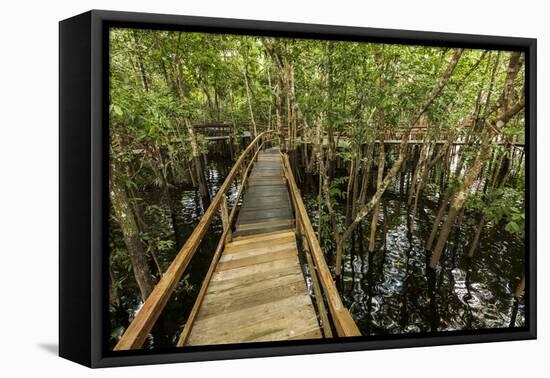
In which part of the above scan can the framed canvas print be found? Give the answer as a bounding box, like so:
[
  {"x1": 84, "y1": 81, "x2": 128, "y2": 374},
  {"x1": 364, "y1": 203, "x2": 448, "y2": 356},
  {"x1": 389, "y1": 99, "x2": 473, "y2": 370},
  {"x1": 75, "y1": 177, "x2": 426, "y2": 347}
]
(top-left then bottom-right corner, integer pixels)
[{"x1": 59, "y1": 10, "x2": 536, "y2": 368}]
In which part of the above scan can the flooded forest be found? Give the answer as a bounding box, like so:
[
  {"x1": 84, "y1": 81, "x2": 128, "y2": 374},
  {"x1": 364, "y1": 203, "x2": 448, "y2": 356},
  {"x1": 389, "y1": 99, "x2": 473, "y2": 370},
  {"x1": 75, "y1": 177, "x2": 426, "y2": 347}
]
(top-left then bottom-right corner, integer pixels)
[{"x1": 109, "y1": 28, "x2": 526, "y2": 349}]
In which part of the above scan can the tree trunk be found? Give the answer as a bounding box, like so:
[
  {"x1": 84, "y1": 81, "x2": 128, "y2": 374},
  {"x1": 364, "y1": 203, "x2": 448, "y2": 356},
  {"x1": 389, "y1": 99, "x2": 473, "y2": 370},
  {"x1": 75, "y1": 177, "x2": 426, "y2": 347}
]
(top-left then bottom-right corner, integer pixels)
[
  {"x1": 336, "y1": 141, "x2": 407, "y2": 274},
  {"x1": 326, "y1": 41, "x2": 336, "y2": 178},
  {"x1": 429, "y1": 51, "x2": 525, "y2": 268},
  {"x1": 429, "y1": 133, "x2": 491, "y2": 268},
  {"x1": 154, "y1": 145, "x2": 183, "y2": 249},
  {"x1": 275, "y1": 70, "x2": 285, "y2": 148},
  {"x1": 110, "y1": 164, "x2": 154, "y2": 301},
  {"x1": 185, "y1": 118, "x2": 210, "y2": 199},
  {"x1": 242, "y1": 59, "x2": 257, "y2": 137},
  {"x1": 467, "y1": 216, "x2": 485, "y2": 258},
  {"x1": 368, "y1": 136, "x2": 385, "y2": 252},
  {"x1": 426, "y1": 196, "x2": 450, "y2": 251},
  {"x1": 345, "y1": 158, "x2": 356, "y2": 226},
  {"x1": 358, "y1": 145, "x2": 374, "y2": 209},
  {"x1": 334, "y1": 49, "x2": 463, "y2": 276},
  {"x1": 132, "y1": 31, "x2": 149, "y2": 93}
]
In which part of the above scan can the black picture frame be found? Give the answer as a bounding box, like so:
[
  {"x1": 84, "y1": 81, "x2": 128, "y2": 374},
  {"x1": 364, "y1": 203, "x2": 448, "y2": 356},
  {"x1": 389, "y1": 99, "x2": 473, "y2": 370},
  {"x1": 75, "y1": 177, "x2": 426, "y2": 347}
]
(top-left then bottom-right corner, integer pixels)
[{"x1": 59, "y1": 9, "x2": 537, "y2": 368}]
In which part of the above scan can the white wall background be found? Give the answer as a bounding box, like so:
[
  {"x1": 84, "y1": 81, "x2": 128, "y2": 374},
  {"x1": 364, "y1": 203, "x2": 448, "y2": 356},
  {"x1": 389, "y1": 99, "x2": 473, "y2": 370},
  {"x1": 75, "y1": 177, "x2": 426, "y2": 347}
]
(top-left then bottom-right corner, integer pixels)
[{"x1": 0, "y1": 0, "x2": 546, "y2": 375}]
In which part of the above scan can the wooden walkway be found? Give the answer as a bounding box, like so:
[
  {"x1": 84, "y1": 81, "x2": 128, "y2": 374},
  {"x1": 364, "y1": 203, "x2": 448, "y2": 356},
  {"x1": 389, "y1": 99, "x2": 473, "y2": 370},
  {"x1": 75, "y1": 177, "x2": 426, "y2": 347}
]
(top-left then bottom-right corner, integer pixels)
[
  {"x1": 114, "y1": 135, "x2": 360, "y2": 352},
  {"x1": 184, "y1": 148, "x2": 322, "y2": 346},
  {"x1": 233, "y1": 149, "x2": 293, "y2": 237}
]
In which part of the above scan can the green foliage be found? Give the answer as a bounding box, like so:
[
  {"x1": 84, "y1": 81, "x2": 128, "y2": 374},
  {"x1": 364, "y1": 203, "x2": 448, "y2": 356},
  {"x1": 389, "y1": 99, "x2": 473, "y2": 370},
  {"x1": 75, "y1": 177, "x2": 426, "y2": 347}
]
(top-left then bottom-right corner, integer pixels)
[
  {"x1": 107, "y1": 27, "x2": 526, "y2": 326},
  {"x1": 467, "y1": 187, "x2": 525, "y2": 236},
  {"x1": 329, "y1": 176, "x2": 349, "y2": 200}
]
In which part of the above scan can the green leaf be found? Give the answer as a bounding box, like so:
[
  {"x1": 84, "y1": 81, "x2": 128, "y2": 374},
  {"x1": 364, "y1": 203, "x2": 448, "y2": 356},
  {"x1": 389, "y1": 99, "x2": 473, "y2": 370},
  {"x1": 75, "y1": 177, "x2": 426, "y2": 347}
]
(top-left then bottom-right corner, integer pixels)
[
  {"x1": 505, "y1": 221, "x2": 521, "y2": 234},
  {"x1": 113, "y1": 104, "x2": 123, "y2": 116}
]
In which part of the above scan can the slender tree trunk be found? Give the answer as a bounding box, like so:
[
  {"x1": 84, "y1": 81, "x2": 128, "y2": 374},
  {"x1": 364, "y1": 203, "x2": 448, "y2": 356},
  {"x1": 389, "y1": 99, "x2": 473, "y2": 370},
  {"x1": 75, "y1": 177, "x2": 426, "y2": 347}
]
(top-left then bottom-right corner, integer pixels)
[
  {"x1": 132, "y1": 31, "x2": 149, "y2": 93},
  {"x1": 335, "y1": 49, "x2": 463, "y2": 276},
  {"x1": 286, "y1": 61, "x2": 296, "y2": 150},
  {"x1": 185, "y1": 118, "x2": 210, "y2": 199},
  {"x1": 154, "y1": 145, "x2": 183, "y2": 249},
  {"x1": 426, "y1": 196, "x2": 450, "y2": 251},
  {"x1": 358, "y1": 145, "x2": 374, "y2": 209},
  {"x1": 110, "y1": 163, "x2": 154, "y2": 300},
  {"x1": 350, "y1": 153, "x2": 361, "y2": 219},
  {"x1": 275, "y1": 71, "x2": 284, "y2": 148},
  {"x1": 429, "y1": 133, "x2": 491, "y2": 267},
  {"x1": 336, "y1": 141, "x2": 408, "y2": 274},
  {"x1": 319, "y1": 153, "x2": 340, "y2": 251},
  {"x1": 429, "y1": 51, "x2": 525, "y2": 268},
  {"x1": 345, "y1": 158, "x2": 356, "y2": 226},
  {"x1": 515, "y1": 276, "x2": 526, "y2": 298},
  {"x1": 109, "y1": 268, "x2": 120, "y2": 306},
  {"x1": 242, "y1": 60, "x2": 257, "y2": 136},
  {"x1": 267, "y1": 61, "x2": 273, "y2": 130},
  {"x1": 326, "y1": 41, "x2": 336, "y2": 178},
  {"x1": 127, "y1": 189, "x2": 163, "y2": 278},
  {"x1": 509, "y1": 275, "x2": 525, "y2": 327},
  {"x1": 467, "y1": 216, "x2": 485, "y2": 258},
  {"x1": 369, "y1": 135, "x2": 385, "y2": 252}
]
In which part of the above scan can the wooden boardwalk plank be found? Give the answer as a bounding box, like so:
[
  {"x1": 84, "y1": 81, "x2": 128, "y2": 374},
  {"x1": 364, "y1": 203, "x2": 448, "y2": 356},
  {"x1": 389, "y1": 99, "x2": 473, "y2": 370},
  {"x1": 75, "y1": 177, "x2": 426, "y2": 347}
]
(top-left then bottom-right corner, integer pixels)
[
  {"x1": 233, "y1": 149, "x2": 294, "y2": 238},
  {"x1": 238, "y1": 208, "x2": 292, "y2": 223},
  {"x1": 184, "y1": 148, "x2": 322, "y2": 346},
  {"x1": 227, "y1": 230, "x2": 295, "y2": 247}
]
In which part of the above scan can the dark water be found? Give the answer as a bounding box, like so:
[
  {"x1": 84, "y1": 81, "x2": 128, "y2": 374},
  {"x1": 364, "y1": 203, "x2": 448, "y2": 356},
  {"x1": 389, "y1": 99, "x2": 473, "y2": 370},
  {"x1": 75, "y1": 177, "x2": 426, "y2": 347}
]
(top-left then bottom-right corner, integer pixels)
[
  {"x1": 299, "y1": 172, "x2": 526, "y2": 336},
  {"x1": 109, "y1": 152, "x2": 240, "y2": 350},
  {"x1": 110, "y1": 148, "x2": 525, "y2": 350}
]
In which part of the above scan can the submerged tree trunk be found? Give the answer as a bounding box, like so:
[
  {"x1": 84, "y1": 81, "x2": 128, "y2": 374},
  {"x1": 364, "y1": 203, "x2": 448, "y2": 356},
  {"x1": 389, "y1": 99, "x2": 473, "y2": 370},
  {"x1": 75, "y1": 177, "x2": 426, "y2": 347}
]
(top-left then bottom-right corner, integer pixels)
[
  {"x1": 429, "y1": 51, "x2": 525, "y2": 268},
  {"x1": 358, "y1": 145, "x2": 374, "y2": 210},
  {"x1": 467, "y1": 216, "x2": 485, "y2": 258},
  {"x1": 154, "y1": 145, "x2": 183, "y2": 249},
  {"x1": 509, "y1": 275, "x2": 525, "y2": 327},
  {"x1": 335, "y1": 141, "x2": 408, "y2": 274},
  {"x1": 345, "y1": 157, "x2": 357, "y2": 226},
  {"x1": 369, "y1": 135, "x2": 385, "y2": 252},
  {"x1": 185, "y1": 118, "x2": 210, "y2": 199},
  {"x1": 426, "y1": 196, "x2": 450, "y2": 251},
  {"x1": 110, "y1": 163, "x2": 154, "y2": 300},
  {"x1": 334, "y1": 49, "x2": 464, "y2": 276},
  {"x1": 429, "y1": 133, "x2": 491, "y2": 268}
]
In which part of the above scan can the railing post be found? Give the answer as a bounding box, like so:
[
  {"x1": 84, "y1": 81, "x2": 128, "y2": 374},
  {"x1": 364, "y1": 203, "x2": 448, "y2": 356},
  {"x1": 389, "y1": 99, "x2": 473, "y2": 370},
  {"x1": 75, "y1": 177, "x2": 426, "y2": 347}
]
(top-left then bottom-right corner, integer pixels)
[
  {"x1": 280, "y1": 152, "x2": 361, "y2": 338},
  {"x1": 254, "y1": 138, "x2": 260, "y2": 161},
  {"x1": 303, "y1": 240, "x2": 333, "y2": 338},
  {"x1": 220, "y1": 194, "x2": 232, "y2": 243},
  {"x1": 295, "y1": 209, "x2": 302, "y2": 236},
  {"x1": 283, "y1": 157, "x2": 332, "y2": 338}
]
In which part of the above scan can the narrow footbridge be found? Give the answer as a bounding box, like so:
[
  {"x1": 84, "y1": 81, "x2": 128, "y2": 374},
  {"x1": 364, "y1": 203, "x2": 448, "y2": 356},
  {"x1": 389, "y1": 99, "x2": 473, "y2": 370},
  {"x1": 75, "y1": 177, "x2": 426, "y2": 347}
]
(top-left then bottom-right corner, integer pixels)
[{"x1": 115, "y1": 132, "x2": 360, "y2": 350}]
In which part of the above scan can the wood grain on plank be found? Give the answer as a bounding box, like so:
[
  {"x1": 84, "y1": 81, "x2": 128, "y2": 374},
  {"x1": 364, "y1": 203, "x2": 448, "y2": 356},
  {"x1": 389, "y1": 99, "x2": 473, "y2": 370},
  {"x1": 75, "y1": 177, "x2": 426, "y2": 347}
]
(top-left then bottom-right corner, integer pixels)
[{"x1": 182, "y1": 149, "x2": 322, "y2": 346}]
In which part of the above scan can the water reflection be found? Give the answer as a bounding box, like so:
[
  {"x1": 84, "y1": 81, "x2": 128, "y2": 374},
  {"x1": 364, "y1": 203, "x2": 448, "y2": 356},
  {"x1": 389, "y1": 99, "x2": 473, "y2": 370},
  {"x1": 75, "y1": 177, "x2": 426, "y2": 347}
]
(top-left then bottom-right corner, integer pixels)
[
  {"x1": 109, "y1": 154, "x2": 239, "y2": 350},
  {"x1": 301, "y1": 179, "x2": 525, "y2": 336},
  {"x1": 110, "y1": 151, "x2": 525, "y2": 350}
]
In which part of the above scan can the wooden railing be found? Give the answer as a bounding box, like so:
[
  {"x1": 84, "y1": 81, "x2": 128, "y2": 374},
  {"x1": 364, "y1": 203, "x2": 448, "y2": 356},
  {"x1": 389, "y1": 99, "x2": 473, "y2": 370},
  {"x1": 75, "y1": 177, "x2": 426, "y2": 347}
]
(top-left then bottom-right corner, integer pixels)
[
  {"x1": 281, "y1": 153, "x2": 362, "y2": 338},
  {"x1": 192, "y1": 124, "x2": 233, "y2": 138},
  {"x1": 176, "y1": 139, "x2": 266, "y2": 346},
  {"x1": 114, "y1": 131, "x2": 274, "y2": 351},
  {"x1": 192, "y1": 123, "x2": 267, "y2": 139}
]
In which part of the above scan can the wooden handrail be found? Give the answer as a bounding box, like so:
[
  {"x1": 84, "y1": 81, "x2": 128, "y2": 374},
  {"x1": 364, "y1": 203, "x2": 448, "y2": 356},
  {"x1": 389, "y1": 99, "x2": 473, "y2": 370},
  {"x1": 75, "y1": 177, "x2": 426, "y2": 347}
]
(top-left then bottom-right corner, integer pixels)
[
  {"x1": 176, "y1": 141, "x2": 265, "y2": 346},
  {"x1": 302, "y1": 240, "x2": 333, "y2": 338},
  {"x1": 281, "y1": 153, "x2": 361, "y2": 338},
  {"x1": 114, "y1": 131, "x2": 274, "y2": 351}
]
